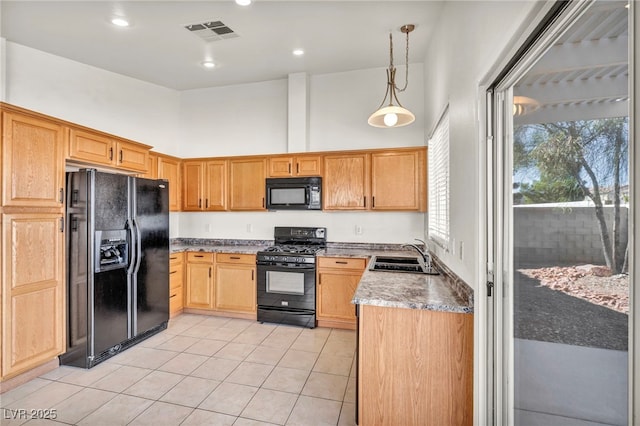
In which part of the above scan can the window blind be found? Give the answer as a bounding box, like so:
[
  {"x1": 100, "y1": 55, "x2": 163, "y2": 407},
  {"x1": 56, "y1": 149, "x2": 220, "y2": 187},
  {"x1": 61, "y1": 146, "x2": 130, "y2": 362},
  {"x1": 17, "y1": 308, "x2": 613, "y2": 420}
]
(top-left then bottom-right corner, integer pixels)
[{"x1": 428, "y1": 107, "x2": 450, "y2": 248}]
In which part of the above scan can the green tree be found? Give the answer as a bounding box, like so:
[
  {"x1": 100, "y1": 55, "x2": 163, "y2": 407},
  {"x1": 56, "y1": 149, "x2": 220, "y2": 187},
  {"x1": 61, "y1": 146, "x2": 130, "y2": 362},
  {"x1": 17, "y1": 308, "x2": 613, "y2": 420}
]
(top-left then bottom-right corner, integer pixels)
[{"x1": 514, "y1": 117, "x2": 628, "y2": 273}]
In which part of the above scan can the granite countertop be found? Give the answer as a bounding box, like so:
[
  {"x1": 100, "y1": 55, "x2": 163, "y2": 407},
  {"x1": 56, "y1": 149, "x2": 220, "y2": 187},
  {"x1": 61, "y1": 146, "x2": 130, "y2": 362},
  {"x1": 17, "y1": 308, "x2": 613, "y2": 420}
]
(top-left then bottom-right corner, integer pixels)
[
  {"x1": 171, "y1": 244, "x2": 269, "y2": 255},
  {"x1": 171, "y1": 239, "x2": 473, "y2": 314},
  {"x1": 318, "y1": 249, "x2": 472, "y2": 314}
]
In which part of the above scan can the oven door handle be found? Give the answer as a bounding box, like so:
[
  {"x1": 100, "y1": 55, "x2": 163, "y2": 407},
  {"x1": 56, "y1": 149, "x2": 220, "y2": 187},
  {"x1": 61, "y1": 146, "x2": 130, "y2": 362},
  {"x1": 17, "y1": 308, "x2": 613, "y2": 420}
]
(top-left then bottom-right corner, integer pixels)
[{"x1": 256, "y1": 263, "x2": 315, "y2": 270}]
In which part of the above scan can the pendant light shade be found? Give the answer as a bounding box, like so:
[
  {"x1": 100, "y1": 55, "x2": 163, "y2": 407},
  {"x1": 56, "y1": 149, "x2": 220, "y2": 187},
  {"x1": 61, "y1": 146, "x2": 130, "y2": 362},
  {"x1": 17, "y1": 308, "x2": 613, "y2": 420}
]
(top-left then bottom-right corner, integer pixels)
[{"x1": 368, "y1": 24, "x2": 415, "y2": 128}]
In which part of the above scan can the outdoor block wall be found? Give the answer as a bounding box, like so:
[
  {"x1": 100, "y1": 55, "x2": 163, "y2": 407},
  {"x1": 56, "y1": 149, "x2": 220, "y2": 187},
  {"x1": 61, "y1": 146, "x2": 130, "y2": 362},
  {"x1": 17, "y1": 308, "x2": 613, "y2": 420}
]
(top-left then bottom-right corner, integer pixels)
[{"x1": 514, "y1": 205, "x2": 629, "y2": 267}]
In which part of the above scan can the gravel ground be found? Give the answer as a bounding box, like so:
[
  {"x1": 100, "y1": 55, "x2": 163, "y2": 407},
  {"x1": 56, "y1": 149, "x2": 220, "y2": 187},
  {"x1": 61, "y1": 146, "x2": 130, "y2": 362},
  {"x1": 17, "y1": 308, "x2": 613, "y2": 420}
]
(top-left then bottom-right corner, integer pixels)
[{"x1": 514, "y1": 268, "x2": 629, "y2": 351}]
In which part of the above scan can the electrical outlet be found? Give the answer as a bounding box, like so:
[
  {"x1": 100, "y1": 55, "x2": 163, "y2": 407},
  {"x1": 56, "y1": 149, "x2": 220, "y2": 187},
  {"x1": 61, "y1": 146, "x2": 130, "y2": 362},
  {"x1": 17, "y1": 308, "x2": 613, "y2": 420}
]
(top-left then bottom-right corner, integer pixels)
[
  {"x1": 451, "y1": 238, "x2": 456, "y2": 255},
  {"x1": 205, "y1": 223, "x2": 212, "y2": 232},
  {"x1": 246, "y1": 224, "x2": 253, "y2": 233},
  {"x1": 459, "y1": 241, "x2": 464, "y2": 260},
  {"x1": 355, "y1": 225, "x2": 363, "y2": 235}
]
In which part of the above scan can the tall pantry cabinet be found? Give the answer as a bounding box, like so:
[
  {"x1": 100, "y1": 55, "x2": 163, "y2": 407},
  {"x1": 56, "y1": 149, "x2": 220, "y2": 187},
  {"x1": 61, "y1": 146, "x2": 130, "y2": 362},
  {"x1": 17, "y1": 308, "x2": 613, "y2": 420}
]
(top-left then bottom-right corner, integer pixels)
[{"x1": 1, "y1": 104, "x2": 66, "y2": 380}]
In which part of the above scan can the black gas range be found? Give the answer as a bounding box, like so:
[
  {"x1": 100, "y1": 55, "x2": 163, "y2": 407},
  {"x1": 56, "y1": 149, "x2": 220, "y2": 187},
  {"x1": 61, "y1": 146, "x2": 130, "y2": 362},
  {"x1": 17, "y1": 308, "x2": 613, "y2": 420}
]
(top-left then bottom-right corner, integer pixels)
[{"x1": 256, "y1": 227, "x2": 326, "y2": 328}]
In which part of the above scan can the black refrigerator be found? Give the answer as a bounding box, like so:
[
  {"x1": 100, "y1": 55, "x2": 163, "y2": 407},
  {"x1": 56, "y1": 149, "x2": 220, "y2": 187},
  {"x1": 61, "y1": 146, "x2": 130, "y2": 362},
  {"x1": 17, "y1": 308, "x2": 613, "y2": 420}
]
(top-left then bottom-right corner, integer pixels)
[{"x1": 60, "y1": 169, "x2": 169, "y2": 368}]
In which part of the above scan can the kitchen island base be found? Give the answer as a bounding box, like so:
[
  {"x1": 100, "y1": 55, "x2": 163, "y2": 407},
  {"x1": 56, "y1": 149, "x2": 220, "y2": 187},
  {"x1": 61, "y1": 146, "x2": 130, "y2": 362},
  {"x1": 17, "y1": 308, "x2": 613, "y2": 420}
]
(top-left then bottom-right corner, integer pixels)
[{"x1": 358, "y1": 304, "x2": 473, "y2": 426}]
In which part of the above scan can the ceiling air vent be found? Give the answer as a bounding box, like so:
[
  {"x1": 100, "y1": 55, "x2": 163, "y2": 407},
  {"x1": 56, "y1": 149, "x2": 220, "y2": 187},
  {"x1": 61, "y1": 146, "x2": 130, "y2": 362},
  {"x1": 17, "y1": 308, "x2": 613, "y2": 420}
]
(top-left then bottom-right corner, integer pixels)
[{"x1": 184, "y1": 20, "x2": 239, "y2": 42}]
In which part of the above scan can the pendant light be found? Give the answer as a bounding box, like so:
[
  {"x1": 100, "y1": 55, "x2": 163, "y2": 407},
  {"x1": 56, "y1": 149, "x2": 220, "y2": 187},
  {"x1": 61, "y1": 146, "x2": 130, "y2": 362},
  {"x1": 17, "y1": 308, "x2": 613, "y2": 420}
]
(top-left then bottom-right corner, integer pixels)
[{"x1": 368, "y1": 24, "x2": 415, "y2": 128}]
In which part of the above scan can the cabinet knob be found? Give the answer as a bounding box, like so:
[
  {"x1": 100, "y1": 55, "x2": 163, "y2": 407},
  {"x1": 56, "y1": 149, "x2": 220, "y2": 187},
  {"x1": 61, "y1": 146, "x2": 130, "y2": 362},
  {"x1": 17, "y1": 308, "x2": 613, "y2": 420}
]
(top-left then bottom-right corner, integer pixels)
[
  {"x1": 109, "y1": 147, "x2": 114, "y2": 161},
  {"x1": 119, "y1": 150, "x2": 123, "y2": 163}
]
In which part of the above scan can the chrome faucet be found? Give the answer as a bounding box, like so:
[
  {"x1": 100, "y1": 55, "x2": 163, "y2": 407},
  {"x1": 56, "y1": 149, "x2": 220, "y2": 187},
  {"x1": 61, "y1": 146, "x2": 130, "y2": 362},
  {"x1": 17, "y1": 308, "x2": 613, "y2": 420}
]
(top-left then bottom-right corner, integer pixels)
[{"x1": 402, "y1": 239, "x2": 432, "y2": 269}]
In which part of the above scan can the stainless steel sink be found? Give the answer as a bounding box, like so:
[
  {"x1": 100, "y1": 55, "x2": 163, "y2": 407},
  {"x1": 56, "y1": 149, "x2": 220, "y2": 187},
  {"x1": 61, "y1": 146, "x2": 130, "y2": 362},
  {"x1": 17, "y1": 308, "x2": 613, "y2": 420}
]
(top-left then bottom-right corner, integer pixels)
[{"x1": 369, "y1": 255, "x2": 439, "y2": 275}]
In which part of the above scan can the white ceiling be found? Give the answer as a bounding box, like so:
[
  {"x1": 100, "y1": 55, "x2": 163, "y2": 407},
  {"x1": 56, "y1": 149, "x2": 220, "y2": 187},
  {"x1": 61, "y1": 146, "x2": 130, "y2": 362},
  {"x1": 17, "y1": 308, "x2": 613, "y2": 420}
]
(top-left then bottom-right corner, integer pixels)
[{"x1": 1, "y1": 1, "x2": 444, "y2": 91}]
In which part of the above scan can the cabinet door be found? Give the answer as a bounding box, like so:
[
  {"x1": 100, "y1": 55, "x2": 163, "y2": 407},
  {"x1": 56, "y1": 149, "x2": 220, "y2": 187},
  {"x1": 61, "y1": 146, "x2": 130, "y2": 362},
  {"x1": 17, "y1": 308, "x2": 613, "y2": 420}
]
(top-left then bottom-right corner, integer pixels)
[
  {"x1": 323, "y1": 153, "x2": 369, "y2": 210},
  {"x1": 214, "y1": 264, "x2": 256, "y2": 313},
  {"x1": 2, "y1": 213, "x2": 64, "y2": 379},
  {"x1": 317, "y1": 270, "x2": 360, "y2": 322},
  {"x1": 2, "y1": 112, "x2": 65, "y2": 208},
  {"x1": 182, "y1": 161, "x2": 204, "y2": 211},
  {"x1": 268, "y1": 157, "x2": 294, "y2": 177},
  {"x1": 295, "y1": 155, "x2": 322, "y2": 176},
  {"x1": 142, "y1": 153, "x2": 159, "y2": 179},
  {"x1": 159, "y1": 156, "x2": 181, "y2": 211},
  {"x1": 185, "y1": 262, "x2": 213, "y2": 309},
  {"x1": 69, "y1": 128, "x2": 114, "y2": 166},
  {"x1": 229, "y1": 158, "x2": 266, "y2": 210},
  {"x1": 371, "y1": 150, "x2": 426, "y2": 211},
  {"x1": 205, "y1": 160, "x2": 227, "y2": 211},
  {"x1": 115, "y1": 140, "x2": 149, "y2": 172}
]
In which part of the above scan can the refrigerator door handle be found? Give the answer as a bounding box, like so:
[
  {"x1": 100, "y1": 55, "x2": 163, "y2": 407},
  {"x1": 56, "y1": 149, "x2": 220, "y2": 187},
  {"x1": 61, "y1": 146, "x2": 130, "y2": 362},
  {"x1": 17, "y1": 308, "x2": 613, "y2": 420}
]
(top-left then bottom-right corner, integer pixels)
[
  {"x1": 132, "y1": 217, "x2": 143, "y2": 275},
  {"x1": 126, "y1": 218, "x2": 136, "y2": 275}
]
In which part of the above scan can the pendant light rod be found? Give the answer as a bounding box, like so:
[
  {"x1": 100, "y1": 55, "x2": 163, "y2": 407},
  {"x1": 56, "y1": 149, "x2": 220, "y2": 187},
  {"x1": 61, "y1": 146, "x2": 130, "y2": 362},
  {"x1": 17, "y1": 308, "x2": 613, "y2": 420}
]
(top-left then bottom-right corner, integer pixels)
[{"x1": 368, "y1": 24, "x2": 416, "y2": 128}]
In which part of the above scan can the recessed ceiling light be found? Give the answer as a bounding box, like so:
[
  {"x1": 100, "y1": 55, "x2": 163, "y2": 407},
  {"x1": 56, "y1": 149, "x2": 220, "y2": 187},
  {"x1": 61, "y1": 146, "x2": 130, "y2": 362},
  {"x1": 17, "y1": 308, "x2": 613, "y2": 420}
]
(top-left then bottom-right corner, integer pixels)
[
  {"x1": 201, "y1": 61, "x2": 216, "y2": 69},
  {"x1": 111, "y1": 17, "x2": 130, "y2": 27},
  {"x1": 292, "y1": 49, "x2": 305, "y2": 56},
  {"x1": 235, "y1": 0, "x2": 251, "y2": 6}
]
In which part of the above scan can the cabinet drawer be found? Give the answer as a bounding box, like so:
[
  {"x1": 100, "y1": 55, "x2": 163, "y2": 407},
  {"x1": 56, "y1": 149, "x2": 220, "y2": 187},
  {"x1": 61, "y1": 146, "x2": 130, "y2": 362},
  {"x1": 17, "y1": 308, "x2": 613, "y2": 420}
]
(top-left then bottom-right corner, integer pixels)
[
  {"x1": 169, "y1": 287, "x2": 183, "y2": 313},
  {"x1": 170, "y1": 264, "x2": 184, "y2": 290},
  {"x1": 318, "y1": 257, "x2": 367, "y2": 270},
  {"x1": 187, "y1": 252, "x2": 214, "y2": 263},
  {"x1": 216, "y1": 253, "x2": 256, "y2": 265},
  {"x1": 170, "y1": 252, "x2": 184, "y2": 265}
]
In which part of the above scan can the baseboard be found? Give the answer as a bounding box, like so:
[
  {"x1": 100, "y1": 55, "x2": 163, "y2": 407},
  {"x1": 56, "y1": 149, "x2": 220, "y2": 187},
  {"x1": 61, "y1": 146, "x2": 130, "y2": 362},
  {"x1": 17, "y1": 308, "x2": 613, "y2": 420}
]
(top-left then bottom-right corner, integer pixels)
[{"x1": 0, "y1": 358, "x2": 59, "y2": 394}]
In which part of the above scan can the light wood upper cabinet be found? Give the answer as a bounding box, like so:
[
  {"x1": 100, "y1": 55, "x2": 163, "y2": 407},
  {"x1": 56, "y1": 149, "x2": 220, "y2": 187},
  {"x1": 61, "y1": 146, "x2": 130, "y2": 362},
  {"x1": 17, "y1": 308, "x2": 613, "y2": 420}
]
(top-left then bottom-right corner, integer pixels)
[
  {"x1": 182, "y1": 160, "x2": 226, "y2": 211},
  {"x1": 323, "y1": 153, "x2": 369, "y2": 210},
  {"x1": 158, "y1": 154, "x2": 182, "y2": 212},
  {"x1": 68, "y1": 128, "x2": 114, "y2": 167},
  {"x1": 185, "y1": 252, "x2": 214, "y2": 310},
  {"x1": 2, "y1": 110, "x2": 65, "y2": 209},
  {"x1": 205, "y1": 160, "x2": 227, "y2": 211},
  {"x1": 316, "y1": 257, "x2": 367, "y2": 329},
  {"x1": 116, "y1": 139, "x2": 149, "y2": 172},
  {"x1": 142, "y1": 153, "x2": 159, "y2": 179},
  {"x1": 229, "y1": 157, "x2": 266, "y2": 211},
  {"x1": 268, "y1": 154, "x2": 322, "y2": 177},
  {"x1": 214, "y1": 253, "x2": 256, "y2": 314},
  {"x1": 370, "y1": 149, "x2": 426, "y2": 211},
  {"x1": 68, "y1": 127, "x2": 150, "y2": 173},
  {"x1": 2, "y1": 213, "x2": 65, "y2": 379},
  {"x1": 182, "y1": 161, "x2": 204, "y2": 211}
]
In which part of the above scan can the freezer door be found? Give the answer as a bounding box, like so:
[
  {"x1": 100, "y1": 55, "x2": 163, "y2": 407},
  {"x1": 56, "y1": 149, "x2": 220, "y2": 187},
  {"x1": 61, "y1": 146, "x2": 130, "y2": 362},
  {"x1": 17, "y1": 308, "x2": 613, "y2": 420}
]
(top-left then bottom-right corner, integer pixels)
[{"x1": 132, "y1": 177, "x2": 169, "y2": 336}]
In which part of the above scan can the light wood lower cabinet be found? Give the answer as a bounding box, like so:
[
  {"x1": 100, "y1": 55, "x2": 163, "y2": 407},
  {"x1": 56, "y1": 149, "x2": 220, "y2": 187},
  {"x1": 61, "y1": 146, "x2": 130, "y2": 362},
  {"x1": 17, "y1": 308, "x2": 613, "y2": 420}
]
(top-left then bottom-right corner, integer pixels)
[
  {"x1": 184, "y1": 252, "x2": 257, "y2": 318},
  {"x1": 358, "y1": 304, "x2": 473, "y2": 425},
  {"x1": 316, "y1": 256, "x2": 367, "y2": 330},
  {"x1": 185, "y1": 252, "x2": 214, "y2": 310},
  {"x1": 1, "y1": 213, "x2": 65, "y2": 380},
  {"x1": 214, "y1": 253, "x2": 256, "y2": 314},
  {"x1": 169, "y1": 252, "x2": 184, "y2": 317}
]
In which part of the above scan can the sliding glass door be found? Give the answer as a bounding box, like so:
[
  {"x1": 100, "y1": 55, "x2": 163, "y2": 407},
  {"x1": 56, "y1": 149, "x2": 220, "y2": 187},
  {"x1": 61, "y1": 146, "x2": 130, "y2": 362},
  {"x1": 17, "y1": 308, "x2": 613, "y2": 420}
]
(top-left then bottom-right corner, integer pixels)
[{"x1": 490, "y1": 1, "x2": 630, "y2": 424}]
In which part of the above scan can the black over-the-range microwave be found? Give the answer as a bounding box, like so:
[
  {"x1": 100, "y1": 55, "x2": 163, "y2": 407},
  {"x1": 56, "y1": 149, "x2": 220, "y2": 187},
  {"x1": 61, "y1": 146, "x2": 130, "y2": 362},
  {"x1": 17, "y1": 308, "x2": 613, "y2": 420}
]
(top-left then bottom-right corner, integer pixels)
[{"x1": 265, "y1": 176, "x2": 322, "y2": 210}]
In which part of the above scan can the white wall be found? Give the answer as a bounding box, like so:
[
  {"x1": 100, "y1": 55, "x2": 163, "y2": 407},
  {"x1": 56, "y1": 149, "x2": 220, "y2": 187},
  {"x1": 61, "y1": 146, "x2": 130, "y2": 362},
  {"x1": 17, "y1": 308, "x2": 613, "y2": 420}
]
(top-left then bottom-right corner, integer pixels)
[
  {"x1": 178, "y1": 79, "x2": 288, "y2": 158},
  {"x1": 178, "y1": 211, "x2": 423, "y2": 244},
  {"x1": 423, "y1": 1, "x2": 538, "y2": 288},
  {"x1": 310, "y1": 65, "x2": 425, "y2": 151},
  {"x1": 0, "y1": 37, "x2": 6, "y2": 102},
  {"x1": 4, "y1": 42, "x2": 181, "y2": 156}
]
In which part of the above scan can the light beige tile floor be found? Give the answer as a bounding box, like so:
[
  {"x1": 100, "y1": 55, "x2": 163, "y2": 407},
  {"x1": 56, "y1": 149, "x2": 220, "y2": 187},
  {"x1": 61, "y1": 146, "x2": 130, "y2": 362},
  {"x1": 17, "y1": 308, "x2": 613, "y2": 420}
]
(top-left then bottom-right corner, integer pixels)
[{"x1": 0, "y1": 314, "x2": 357, "y2": 426}]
